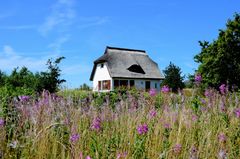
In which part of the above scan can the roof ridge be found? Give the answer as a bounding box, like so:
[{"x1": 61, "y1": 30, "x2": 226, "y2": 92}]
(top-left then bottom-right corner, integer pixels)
[{"x1": 106, "y1": 46, "x2": 146, "y2": 53}]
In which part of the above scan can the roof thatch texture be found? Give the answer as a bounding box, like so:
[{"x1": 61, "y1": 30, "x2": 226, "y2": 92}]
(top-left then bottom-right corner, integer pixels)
[{"x1": 90, "y1": 46, "x2": 164, "y2": 81}]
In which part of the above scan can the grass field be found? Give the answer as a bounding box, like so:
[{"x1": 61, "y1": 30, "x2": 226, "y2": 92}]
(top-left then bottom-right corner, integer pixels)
[{"x1": 0, "y1": 88, "x2": 240, "y2": 158}]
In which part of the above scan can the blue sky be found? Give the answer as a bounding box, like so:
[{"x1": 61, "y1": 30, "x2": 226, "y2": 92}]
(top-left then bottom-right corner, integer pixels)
[{"x1": 0, "y1": 0, "x2": 239, "y2": 88}]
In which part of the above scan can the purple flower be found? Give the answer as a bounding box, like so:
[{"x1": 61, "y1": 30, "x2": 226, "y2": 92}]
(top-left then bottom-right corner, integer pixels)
[
  {"x1": 91, "y1": 117, "x2": 101, "y2": 131},
  {"x1": 86, "y1": 156, "x2": 91, "y2": 159},
  {"x1": 0, "y1": 118, "x2": 4, "y2": 127},
  {"x1": 235, "y1": 108, "x2": 240, "y2": 118},
  {"x1": 191, "y1": 115, "x2": 198, "y2": 122},
  {"x1": 204, "y1": 89, "x2": 212, "y2": 97},
  {"x1": 218, "y1": 132, "x2": 226, "y2": 142},
  {"x1": 149, "y1": 88, "x2": 157, "y2": 96},
  {"x1": 190, "y1": 146, "x2": 198, "y2": 159},
  {"x1": 219, "y1": 84, "x2": 227, "y2": 95},
  {"x1": 117, "y1": 152, "x2": 127, "y2": 159},
  {"x1": 163, "y1": 123, "x2": 171, "y2": 129},
  {"x1": 19, "y1": 95, "x2": 30, "y2": 102},
  {"x1": 194, "y1": 74, "x2": 202, "y2": 84},
  {"x1": 149, "y1": 109, "x2": 157, "y2": 118},
  {"x1": 161, "y1": 85, "x2": 170, "y2": 93},
  {"x1": 137, "y1": 124, "x2": 148, "y2": 135},
  {"x1": 218, "y1": 149, "x2": 227, "y2": 159},
  {"x1": 173, "y1": 144, "x2": 182, "y2": 154},
  {"x1": 200, "y1": 98, "x2": 206, "y2": 105},
  {"x1": 70, "y1": 133, "x2": 80, "y2": 143},
  {"x1": 220, "y1": 102, "x2": 226, "y2": 113}
]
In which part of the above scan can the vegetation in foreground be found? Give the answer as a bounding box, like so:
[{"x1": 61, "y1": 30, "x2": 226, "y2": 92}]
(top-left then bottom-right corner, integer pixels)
[{"x1": 0, "y1": 84, "x2": 240, "y2": 159}]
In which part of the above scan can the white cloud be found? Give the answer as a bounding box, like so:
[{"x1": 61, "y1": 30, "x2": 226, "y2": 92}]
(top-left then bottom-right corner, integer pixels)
[
  {"x1": 0, "y1": 45, "x2": 50, "y2": 72},
  {"x1": 48, "y1": 35, "x2": 70, "y2": 53},
  {"x1": 38, "y1": 0, "x2": 75, "y2": 36}
]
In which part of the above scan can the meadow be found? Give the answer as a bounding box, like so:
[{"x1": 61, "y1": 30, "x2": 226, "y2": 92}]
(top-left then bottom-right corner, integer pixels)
[{"x1": 0, "y1": 86, "x2": 240, "y2": 159}]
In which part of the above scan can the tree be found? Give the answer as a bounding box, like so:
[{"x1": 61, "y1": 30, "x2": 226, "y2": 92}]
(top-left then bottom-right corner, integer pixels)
[
  {"x1": 161, "y1": 62, "x2": 185, "y2": 92},
  {"x1": 194, "y1": 13, "x2": 240, "y2": 88},
  {"x1": 37, "y1": 57, "x2": 66, "y2": 93},
  {"x1": 0, "y1": 57, "x2": 65, "y2": 93},
  {"x1": 79, "y1": 83, "x2": 91, "y2": 91}
]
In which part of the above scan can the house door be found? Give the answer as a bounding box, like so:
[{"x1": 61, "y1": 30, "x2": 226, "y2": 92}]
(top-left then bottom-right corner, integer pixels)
[{"x1": 145, "y1": 81, "x2": 150, "y2": 91}]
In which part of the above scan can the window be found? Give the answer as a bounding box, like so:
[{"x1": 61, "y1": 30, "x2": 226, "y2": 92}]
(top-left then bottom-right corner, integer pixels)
[
  {"x1": 103, "y1": 80, "x2": 111, "y2": 90},
  {"x1": 98, "y1": 80, "x2": 111, "y2": 90},
  {"x1": 155, "y1": 83, "x2": 158, "y2": 89},
  {"x1": 145, "y1": 81, "x2": 150, "y2": 90},
  {"x1": 130, "y1": 80, "x2": 135, "y2": 87},
  {"x1": 127, "y1": 64, "x2": 145, "y2": 74},
  {"x1": 100, "y1": 63, "x2": 104, "y2": 68},
  {"x1": 120, "y1": 80, "x2": 128, "y2": 87},
  {"x1": 114, "y1": 80, "x2": 119, "y2": 88},
  {"x1": 98, "y1": 81, "x2": 102, "y2": 90}
]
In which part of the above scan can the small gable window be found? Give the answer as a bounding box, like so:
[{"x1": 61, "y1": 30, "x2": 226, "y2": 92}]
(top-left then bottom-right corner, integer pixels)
[
  {"x1": 100, "y1": 63, "x2": 104, "y2": 68},
  {"x1": 127, "y1": 64, "x2": 145, "y2": 74}
]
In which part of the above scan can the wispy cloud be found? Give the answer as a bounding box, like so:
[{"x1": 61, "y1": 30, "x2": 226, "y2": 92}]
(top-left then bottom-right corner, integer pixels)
[
  {"x1": 48, "y1": 34, "x2": 70, "y2": 53},
  {"x1": 0, "y1": 25, "x2": 36, "y2": 30},
  {"x1": 0, "y1": 45, "x2": 50, "y2": 72},
  {"x1": 62, "y1": 63, "x2": 92, "y2": 75},
  {"x1": 38, "y1": 0, "x2": 75, "y2": 36},
  {"x1": 184, "y1": 62, "x2": 198, "y2": 70},
  {"x1": 78, "y1": 16, "x2": 109, "y2": 29}
]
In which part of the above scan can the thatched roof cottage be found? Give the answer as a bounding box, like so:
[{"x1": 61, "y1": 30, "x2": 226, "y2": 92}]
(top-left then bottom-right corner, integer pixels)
[{"x1": 90, "y1": 46, "x2": 164, "y2": 92}]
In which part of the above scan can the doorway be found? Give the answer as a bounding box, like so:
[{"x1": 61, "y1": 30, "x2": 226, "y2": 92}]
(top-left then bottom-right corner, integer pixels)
[{"x1": 145, "y1": 81, "x2": 150, "y2": 91}]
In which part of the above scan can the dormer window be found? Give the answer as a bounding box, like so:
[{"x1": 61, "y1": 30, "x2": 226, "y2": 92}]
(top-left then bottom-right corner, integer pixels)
[
  {"x1": 100, "y1": 63, "x2": 104, "y2": 68},
  {"x1": 127, "y1": 64, "x2": 145, "y2": 74}
]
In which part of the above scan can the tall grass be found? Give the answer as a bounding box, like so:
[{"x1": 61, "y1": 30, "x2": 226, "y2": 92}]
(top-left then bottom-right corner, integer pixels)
[{"x1": 0, "y1": 88, "x2": 240, "y2": 158}]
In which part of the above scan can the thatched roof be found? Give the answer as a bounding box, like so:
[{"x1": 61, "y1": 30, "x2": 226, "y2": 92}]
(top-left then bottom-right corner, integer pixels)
[{"x1": 90, "y1": 46, "x2": 164, "y2": 81}]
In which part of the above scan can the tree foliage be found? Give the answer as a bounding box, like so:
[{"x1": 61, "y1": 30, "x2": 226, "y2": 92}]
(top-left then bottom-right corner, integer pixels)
[
  {"x1": 0, "y1": 57, "x2": 65, "y2": 93},
  {"x1": 161, "y1": 62, "x2": 185, "y2": 92},
  {"x1": 194, "y1": 13, "x2": 240, "y2": 88}
]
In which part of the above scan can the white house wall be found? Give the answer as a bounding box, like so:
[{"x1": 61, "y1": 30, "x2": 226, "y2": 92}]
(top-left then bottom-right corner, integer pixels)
[{"x1": 92, "y1": 63, "x2": 112, "y2": 91}]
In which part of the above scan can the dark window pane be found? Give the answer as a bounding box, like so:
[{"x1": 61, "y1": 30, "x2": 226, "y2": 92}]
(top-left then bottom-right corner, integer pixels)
[
  {"x1": 98, "y1": 81, "x2": 102, "y2": 90},
  {"x1": 145, "y1": 81, "x2": 150, "y2": 90},
  {"x1": 120, "y1": 80, "x2": 128, "y2": 87},
  {"x1": 114, "y1": 80, "x2": 119, "y2": 88},
  {"x1": 130, "y1": 80, "x2": 135, "y2": 87}
]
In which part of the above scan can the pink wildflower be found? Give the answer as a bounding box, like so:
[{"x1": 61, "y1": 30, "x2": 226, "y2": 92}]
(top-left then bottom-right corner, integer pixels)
[
  {"x1": 191, "y1": 115, "x2": 198, "y2": 122},
  {"x1": 161, "y1": 85, "x2": 170, "y2": 93},
  {"x1": 194, "y1": 74, "x2": 202, "y2": 85},
  {"x1": 86, "y1": 156, "x2": 91, "y2": 159},
  {"x1": 163, "y1": 122, "x2": 171, "y2": 129},
  {"x1": 137, "y1": 124, "x2": 148, "y2": 135},
  {"x1": 173, "y1": 144, "x2": 182, "y2": 154},
  {"x1": 70, "y1": 133, "x2": 80, "y2": 143},
  {"x1": 219, "y1": 84, "x2": 227, "y2": 95},
  {"x1": 218, "y1": 149, "x2": 227, "y2": 159},
  {"x1": 218, "y1": 132, "x2": 226, "y2": 142},
  {"x1": 117, "y1": 152, "x2": 127, "y2": 159},
  {"x1": 149, "y1": 88, "x2": 157, "y2": 96},
  {"x1": 19, "y1": 95, "x2": 30, "y2": 102},
  {"x1": 204, "y1": 89, "x2": 212, "y2": 97},
  {"x1": 91, "y1": 117, "x2": 101, "y2": 131},
  {"x1": 235, "y1": 108, "x2": 240, "y2": 118},
  {"x1": 0, "y1": 118, "x2": 4, "y2": 127},
  {"x1": 149, "y1": 109, "x2": 157, "y2": 118}
]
